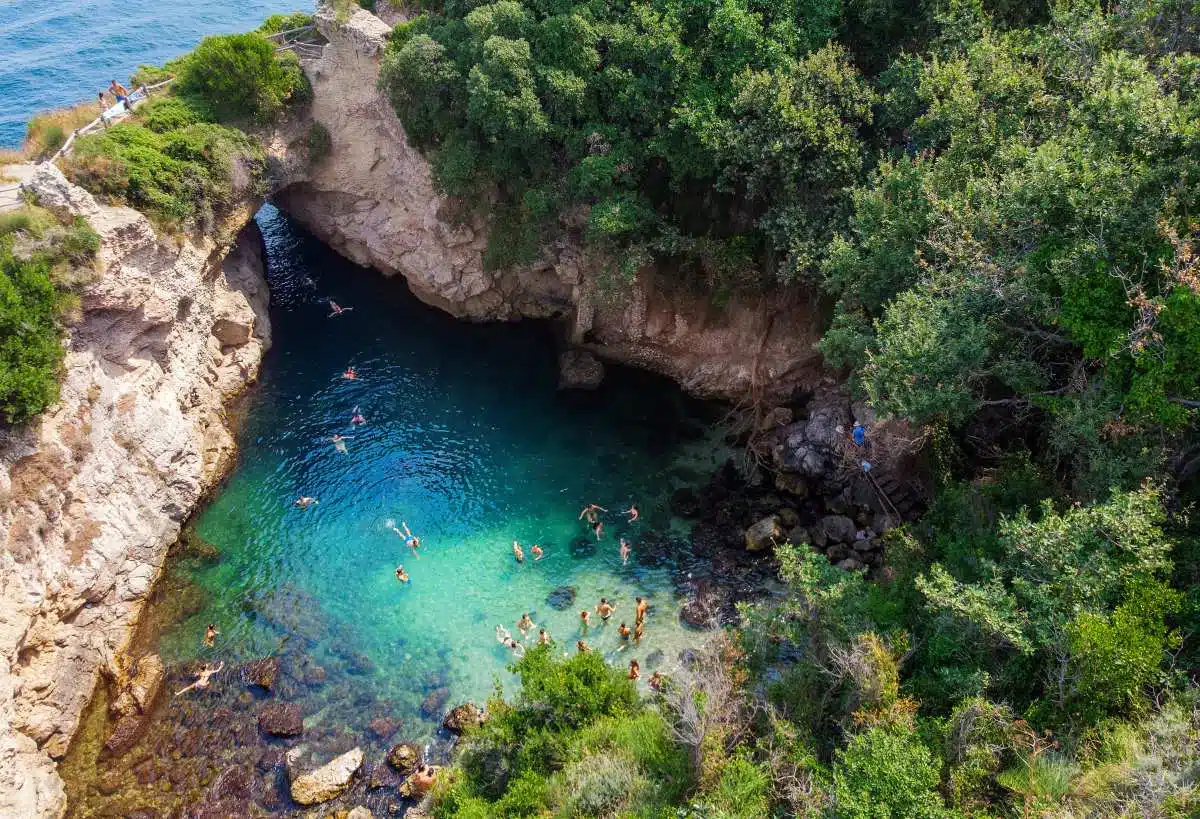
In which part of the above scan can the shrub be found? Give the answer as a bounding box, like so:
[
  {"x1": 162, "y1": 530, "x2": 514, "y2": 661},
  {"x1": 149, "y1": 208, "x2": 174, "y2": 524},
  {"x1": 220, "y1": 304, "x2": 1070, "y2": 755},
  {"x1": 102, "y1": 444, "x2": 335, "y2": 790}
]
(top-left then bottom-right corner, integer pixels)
[
  {"x1": 833, "y1": 726, "x2": 950, "y2": 818},
  {"x1": 136, "y1": 96, "x2": 202, "y2": 133},
  {"x1": 0, "y1": 242, "x2": 67, "y2": 423},
  {"x1": 306, "y1": 122, "x2": 331, "y2": 164},
  {"x1": 24, "y1": 102, "x2": 97, "y2": 158},
  {"x1": 257, "y1": 12, "x2": 315, "y2": 35},
  {"x1": 129, "y1": 64, "x2": 174, "y2": 87},
  {"x1": 553, "y1": 753, "x2": 647, "y2": 817},
  {"x1": 699, "y1": 752, "x2": 772, "y2": 818},
  {"x1": 173, "y1": 33, "x2": 310, "y2": 124}
]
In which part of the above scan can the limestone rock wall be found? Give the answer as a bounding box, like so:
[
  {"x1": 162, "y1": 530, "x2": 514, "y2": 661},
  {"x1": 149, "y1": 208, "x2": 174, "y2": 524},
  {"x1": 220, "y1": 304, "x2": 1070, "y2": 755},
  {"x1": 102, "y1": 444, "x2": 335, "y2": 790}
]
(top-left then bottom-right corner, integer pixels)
[
  {"x1": 277, "y1": 2, "x2": 824, "y2": 400},
  {"x1": 0, "y1": 166, "x2": 270, "y2": 818}
]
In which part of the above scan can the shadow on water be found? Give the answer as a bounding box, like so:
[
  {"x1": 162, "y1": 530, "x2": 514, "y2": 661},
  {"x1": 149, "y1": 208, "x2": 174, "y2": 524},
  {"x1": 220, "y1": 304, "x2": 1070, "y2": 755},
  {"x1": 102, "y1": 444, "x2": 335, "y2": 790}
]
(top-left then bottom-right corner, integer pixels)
[{"x1": 60, "y1": 205, "x2": 731, "y2": 817}]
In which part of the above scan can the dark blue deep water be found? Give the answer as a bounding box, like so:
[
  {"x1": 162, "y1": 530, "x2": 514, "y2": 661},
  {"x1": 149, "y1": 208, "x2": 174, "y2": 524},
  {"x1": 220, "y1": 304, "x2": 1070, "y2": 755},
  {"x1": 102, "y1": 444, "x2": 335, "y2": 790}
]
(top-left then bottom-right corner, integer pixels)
[{"x1": 0, "y1": 0, "x2": 313, "y2": 148}]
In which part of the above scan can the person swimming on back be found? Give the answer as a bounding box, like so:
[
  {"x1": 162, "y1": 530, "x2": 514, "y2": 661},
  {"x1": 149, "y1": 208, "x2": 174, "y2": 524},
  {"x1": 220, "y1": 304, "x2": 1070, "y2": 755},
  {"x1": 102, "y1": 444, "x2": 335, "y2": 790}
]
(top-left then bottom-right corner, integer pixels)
[
  {"x1": 517, "y1": 613, "x2": 535, "y2": 635},
  {"x1": 328, "y1": 299, "x2": 353, "y2": 317},
  {"x1": 203, "y1": 623, "x2": 219, "y2": 648},
  {"x1": 596, "y1": 598, "x2": 615, "y2": 621},
  {"x1": 400, "y1": 522, "x2": 420, "y2": 549},
  {"x1": 626, "y1": 504, "x2": 639, "y2": 522},
  {"x1": 331, "y1": 433, "x2": 352, "y2": 454},
  {"x1": 538, "y1": 628, "x2": 551, "y2": 645},
  {"x1": 395, "y1": 565, "x2": 410, "y2": 583},
  {"x1": 513, "y1": 541, "x2": 525, "y2": 562},
  {"x1": 342, "y1": 366, "x2": 358, "y2": 380},
  {"x1": 294, "y1": 496, "x2": 318, "y2": 509},
  {"x1": 617, "y1": 622, "x2": 631, "y2": 640},
  {"x1": 619, "y1": 539, "x2": 631, "y2": 565},
  {"x1": 351, "y1": 406, "x2": 366, "y2": 425},
  {"x1": 531, "y1": 544, "x2": 544, "y2": 561},
  {"x1": 628, "y1": 659, "x2": 640, "y2": 680}
]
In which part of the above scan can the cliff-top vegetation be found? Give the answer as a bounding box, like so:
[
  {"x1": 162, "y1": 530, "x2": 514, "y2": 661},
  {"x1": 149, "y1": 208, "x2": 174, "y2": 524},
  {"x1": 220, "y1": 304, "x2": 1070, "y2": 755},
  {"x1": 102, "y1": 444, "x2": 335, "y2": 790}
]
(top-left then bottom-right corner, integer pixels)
[{"x1": 378, "y1": 0, "x2": 1200, "y2": 816}]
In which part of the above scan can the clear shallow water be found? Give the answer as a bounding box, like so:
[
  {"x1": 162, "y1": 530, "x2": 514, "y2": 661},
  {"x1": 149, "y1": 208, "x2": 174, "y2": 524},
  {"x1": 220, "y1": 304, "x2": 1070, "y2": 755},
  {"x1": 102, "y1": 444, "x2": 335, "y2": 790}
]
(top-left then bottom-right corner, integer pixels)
[
  {"x1": 0, "y1": 0, "x2": 312, "y2": 148},
  {"x1": 159, "y1": 206, "x2": 727, "y2": 736}
]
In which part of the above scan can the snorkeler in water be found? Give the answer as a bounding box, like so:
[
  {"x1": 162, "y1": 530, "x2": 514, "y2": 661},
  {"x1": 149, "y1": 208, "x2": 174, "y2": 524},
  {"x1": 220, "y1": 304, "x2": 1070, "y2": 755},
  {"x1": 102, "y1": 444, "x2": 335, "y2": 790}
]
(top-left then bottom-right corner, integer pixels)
[
  {"x1": 395, "y1": 565, "x2": 410, "y2": 583},
  {"x1": 531, "y1": 544, "x2": 544, "y2": 561},
  {"x1": 294, "y1": 496, "x2": 319, "y2": 509},
  {"x1": 619, "y1": 538, "x2": 631, "y2": 565},
  {"x1": 513, "y1": 541, "x2": 525, "y2": 563},
  {"x1": 328, "y1": 299, "x2": 353, "y2": 317},
  {"x1": 351, "y1": 406, "x2": 366, "y2": 425}
]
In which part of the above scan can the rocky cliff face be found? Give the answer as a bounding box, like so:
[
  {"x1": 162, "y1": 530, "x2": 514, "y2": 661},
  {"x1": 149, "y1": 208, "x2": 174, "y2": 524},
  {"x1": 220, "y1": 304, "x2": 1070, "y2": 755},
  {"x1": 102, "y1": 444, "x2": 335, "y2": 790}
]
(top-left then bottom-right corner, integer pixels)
[
  {"x1": 0, "y1": 167, "x2": 270, "y2": 818},
  {"x1": 275, "y1": 2, "x2": 824, "y2": 400}
]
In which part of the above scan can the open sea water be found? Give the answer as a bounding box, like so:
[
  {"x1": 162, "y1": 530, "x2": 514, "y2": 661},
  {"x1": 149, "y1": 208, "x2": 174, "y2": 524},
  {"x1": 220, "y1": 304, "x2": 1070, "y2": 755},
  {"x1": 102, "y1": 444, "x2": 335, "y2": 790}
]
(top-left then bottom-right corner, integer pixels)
[{"x1": 0, "y1": 0, "x2": 313, "y2": 148}]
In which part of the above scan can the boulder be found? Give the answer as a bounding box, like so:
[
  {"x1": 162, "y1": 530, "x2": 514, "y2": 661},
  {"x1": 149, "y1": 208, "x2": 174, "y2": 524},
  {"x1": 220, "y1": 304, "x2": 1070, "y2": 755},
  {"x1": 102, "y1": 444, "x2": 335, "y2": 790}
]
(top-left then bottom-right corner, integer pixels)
[
  {"x1": 836, "y1": 557, "x2": 865, "y2": 572},
  {"x1": 679, "y1": 597, "x2": 714, "y2": 628},
  {"x1": 204, "y1": 765, "x2": 256, "y2": 804},
  {"x1": 546, "y1": 585, "x2": 577, "y2": 610},
  {"x1": 244, "y1": 657, "x2": 279, "y2": 692},
  {"x1": 873, "y1": 512, "x2": 899, "y2": 534},
  {"x1": 420, "y1": 687, "x2": 450, "y2": 719},
  {"x1": 786, "y1": 525, "x2": 810, "y2": 546},
  {"x1": 744, "y1": 515, "x2": 783, "y2": 552},
  {"x1": 778, "y1": 507, "x2": 800, "y2": 527},
  {"x1": 773, "y1": 471, "x2": 808, "y2": 497},
  {"x1": 102, "y1": 714, "x2": 145, "y2": 757},
  {"x1": 817, "y1": 515, "x2": 858, "y2": 545},
  {"x1": 110, "y1": 653, "x2": 164, "y2": 718},
  {"x1": 288, "y1": 747, "x2": 363, "y2": 806},
  {"x1": 443, "y1": 702, "x2": 486, "y2": 735},
  {"x1": 557, "y1": 349, "x2": 605, "y2": 390},
  {"x1": 348, "y1": 808, "x2": 374, "y2": 819},
  {"x1": 258, "y1": 702, "x2": 303, "y2": 737},
  {"x1": 386, "y1": 742, "x2": 422, "y2": 774}
]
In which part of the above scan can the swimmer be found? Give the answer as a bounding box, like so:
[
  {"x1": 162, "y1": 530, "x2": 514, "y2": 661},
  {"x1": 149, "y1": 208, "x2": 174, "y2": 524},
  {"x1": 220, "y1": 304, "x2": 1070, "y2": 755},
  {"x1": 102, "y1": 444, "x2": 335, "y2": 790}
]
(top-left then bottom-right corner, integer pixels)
[
  {"x1": 513, "y1": 541, "x2": 525, "y2": 563},
  {"x1": 628, "y1": 659, "x2": 640, "y2": 680},
  {"x1": 496, "y1": 625, "x2": 513, "y2": 644},
  {"x1": 351, "y1": 406, "x2": 366, "y2": 425},
  {"x1": 538, "y1": 629, "x2": 550, "y2": 645},
  {"x1": 579, "y1": 503, "x2": 607, "y2": 523},
  {"x1": 634, "y1": 621, "x2": 644, "y2": 643},
  {"x1": 507, "y1": 639, "x2": 525, "y2": 658},
  {"x1": 517, "y1": 613, "x2": 535, "y2": 635},
  {"x1": 395, "y1": 565, "x2": 410, "y2": 583},
  {"x1": 400, "y1": 521, "x2": 420, "y2": 549},
  {"x1": 342, "y1": 366, "x2": 358, "y2": 380},
  {"x1": 649, "y1": 671, "x2": 663, "y2": 690},
  {"x1": 635, "y1": 596, "x2": 649, "y2": 624},
  {"x1": 580, "y1": 610, "x2": 591, "y2": 629},
  {"x1": 576, "y1": 640, "x2": 591, "y2": 654},
  {"x1": 619, "y1": 538, "x2": 631, "y2": 565},
  {"x1": 531, "y1": 544, "x2": 544, "y2": 561},
  {"x1": 626, "y1": 504, "x2": 639, "y2": 522},
  {"x1": 328, "y1": 299, "x2": 353, "y2": 317},
  {"x1": 617, "y1": 622, "x2": 631, "y2": 640},
  {"x1": 203, "y1": 623, "x2": 219, "y2": 648},
  {"x1": 596, "y1": 598, "x2": 615, "y2": 621},
  {"x1": 331, "y1": 433, "x2": 353, "y2": 454},
  {"x1": 294, "y1": 496, "x2": 319, "y2": 509},
  {"x1": 593, "y1": 520, "x2": 604, "y2": 541},
  {"x1": 175, "y1": 662, "x2": 224, "y2": 697}
]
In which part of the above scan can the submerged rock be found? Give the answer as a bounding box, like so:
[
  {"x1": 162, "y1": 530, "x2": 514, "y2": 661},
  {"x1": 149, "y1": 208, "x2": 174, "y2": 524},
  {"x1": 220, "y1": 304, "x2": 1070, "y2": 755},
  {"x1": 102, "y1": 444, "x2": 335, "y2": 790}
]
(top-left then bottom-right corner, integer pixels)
[
  {"x1": 243, "y1": 657, "x2": 279, "y2": 692},
  {"x1": 348, "y1": 808, "x2": 375, "y2": 819},
  {"x1": 288, "y1": 747, "x2": 363, "y2": 806},
  {"x1": 110, "y1": 653, "x2": 165, "y2": 719},
  {"x1": 386, "y1": 742, "x2": 422, "y2": 774},
  {"x1": 443, "y1": 702, "x2": 486, "y2": 735},
  {"x1": 546, "y1": 585, "x2": 577, "y2": 610},
  {"x1": 420, "y1": 687, "x2": 450, "y2": 719},
  {"x1": 669, "y1": 487, "x2": 702, "y2": 518},
  {"x1": 568, "y1": 536, "x2": 596, "y2": 559},
  {"x1": 744, "y1": 515, "x2": 783, "y2": 552},
  {"x1": 102, "y1": 714, "x2": 146, "y2": 757},
  {"x1": 258, "y1": 702, "x2": 304, "y2": 737},
  {"x1": 367, "y1": 716, "x2": 400, "y2": 741},
  {"x1": 558, "y1": 349, "x2": 605, "y2": 390}
]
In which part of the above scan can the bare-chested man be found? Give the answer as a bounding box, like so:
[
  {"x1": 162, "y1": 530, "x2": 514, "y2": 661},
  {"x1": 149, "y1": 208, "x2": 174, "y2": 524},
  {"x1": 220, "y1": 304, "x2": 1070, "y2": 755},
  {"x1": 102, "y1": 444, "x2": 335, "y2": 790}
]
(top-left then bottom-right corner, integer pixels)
[
  {"x1": 619, "y1": 538, "x2": 631, "y2": 565},
  {"x1": 513, "y1": 541, "x2": 525, "y2": 563},
  {"x1": 517, "y1": 613, "x2": 535, "y2": 635},
  {"x1": 538, "y1": 629, "x2": 551, "y2": 645},
  {"x1": 635, "y1": 596, "x2": 649, "y2": 625},
  {"x1": 596, "y1": 598, "x2": 615, "y2": 621},
  {"x1": 617, "y1": 622, "x2": 631, "y2": 640}
]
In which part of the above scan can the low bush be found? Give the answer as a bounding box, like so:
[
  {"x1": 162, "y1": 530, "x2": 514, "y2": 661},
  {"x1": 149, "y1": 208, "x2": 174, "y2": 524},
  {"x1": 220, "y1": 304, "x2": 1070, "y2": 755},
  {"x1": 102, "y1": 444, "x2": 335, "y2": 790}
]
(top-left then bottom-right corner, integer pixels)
[
  {"x1": 24, "y1": 102, "x2": 98, "y2": 158},
  {"x1": 306, "y1": 121, "x2": 331, "y2": 165},
  {"x1": 63, "y1": 121, "x2": 264, "y2": 230},
  {"x1": 129, "y1": 64, "x2": 174, "y2": 87},
  {"x1": 257, "y1": 12, "x2": 314, "y2": 35},
  {"x1": 172, "y1": 33, "x2": 310, "y2": 124},
  {"x1": 136, "y1": 96, "x2": 202, "y2": 134},
  {"x1": 832, "y1": 726, "x2": 949, "y2": 818}
]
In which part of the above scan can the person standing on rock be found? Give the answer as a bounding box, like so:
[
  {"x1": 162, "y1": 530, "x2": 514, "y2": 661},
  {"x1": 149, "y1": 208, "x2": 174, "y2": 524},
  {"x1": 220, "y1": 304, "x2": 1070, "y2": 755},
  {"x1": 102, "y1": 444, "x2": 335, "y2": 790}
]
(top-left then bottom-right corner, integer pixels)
[{"x1": 203, "y1": 623, "x2": 219, "y2": 648}]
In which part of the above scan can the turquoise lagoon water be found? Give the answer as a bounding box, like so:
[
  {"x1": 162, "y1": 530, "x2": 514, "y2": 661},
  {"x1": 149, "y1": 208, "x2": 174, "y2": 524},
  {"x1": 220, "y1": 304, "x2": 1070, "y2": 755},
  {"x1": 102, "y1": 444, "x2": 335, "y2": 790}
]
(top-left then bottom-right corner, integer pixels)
[
  {"x1": 0, "y1": 0, "x2": 312, "y2": 148},
  {"x1": 158, "y1": 207, "x2": 727, "y2": 734}
]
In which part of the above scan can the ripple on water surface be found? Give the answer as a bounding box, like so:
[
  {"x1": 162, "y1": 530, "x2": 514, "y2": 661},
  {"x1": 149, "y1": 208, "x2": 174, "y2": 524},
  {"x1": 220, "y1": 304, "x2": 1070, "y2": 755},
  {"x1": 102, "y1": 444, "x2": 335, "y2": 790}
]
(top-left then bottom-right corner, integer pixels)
[{"x1": 155, "y1": 206, "x2": 729, "y2": 737}]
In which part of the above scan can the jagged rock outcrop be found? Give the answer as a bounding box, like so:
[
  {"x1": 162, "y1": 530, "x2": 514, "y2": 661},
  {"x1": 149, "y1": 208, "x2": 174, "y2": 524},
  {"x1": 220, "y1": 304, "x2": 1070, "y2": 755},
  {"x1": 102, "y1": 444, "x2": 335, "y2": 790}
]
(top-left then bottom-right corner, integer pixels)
[
  {"x1": 275, "y1": 2, "x2": 823, "y2": 400},
  {"x1": 0, "y1": 165, "x2": 270, "y2": 818}
]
